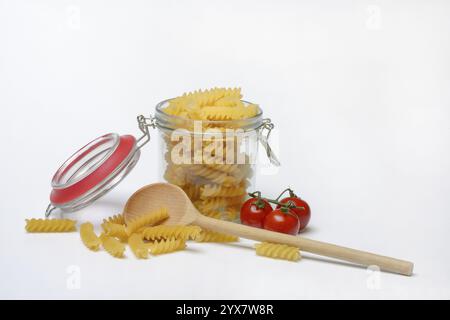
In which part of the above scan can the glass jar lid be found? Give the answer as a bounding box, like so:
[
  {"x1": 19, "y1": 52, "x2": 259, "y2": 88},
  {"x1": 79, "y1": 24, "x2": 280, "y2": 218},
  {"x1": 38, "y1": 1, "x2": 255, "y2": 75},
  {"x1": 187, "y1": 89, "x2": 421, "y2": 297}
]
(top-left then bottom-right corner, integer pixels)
[{"x1": 46, "y1": 133, "x2": 141, "y2": 216}]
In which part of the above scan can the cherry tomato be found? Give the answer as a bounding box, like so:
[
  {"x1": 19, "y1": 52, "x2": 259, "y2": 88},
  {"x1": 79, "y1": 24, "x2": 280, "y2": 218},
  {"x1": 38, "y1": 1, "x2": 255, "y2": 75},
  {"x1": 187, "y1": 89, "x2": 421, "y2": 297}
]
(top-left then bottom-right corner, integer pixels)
[
  {"x1": 277, "y1": 197, "x2": 311, "y2": 232},
  {"x1": 240, "y1": 198, "x2": 273, "y2": 228},
  {"x1": 263, "y1": 208, "x2": 300, "y2": 235}
]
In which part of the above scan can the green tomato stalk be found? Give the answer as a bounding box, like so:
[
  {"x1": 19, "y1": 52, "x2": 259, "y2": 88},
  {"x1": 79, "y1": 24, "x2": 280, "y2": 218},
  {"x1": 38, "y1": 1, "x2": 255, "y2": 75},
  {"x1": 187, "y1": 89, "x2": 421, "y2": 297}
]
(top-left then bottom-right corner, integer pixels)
[
  {"x1": 248, "y1": 191, "x2": 305, "y2": 211},
  {"x1": 275, "y1": 187, "x2": 297, "y2": 201}
]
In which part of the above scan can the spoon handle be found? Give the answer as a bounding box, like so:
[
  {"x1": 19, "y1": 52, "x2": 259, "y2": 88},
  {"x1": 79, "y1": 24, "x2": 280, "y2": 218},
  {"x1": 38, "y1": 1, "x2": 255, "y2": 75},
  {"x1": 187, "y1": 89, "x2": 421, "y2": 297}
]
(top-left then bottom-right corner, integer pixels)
[{"x1": 194, "y1": 214, "x2": 413, "y2": 276}]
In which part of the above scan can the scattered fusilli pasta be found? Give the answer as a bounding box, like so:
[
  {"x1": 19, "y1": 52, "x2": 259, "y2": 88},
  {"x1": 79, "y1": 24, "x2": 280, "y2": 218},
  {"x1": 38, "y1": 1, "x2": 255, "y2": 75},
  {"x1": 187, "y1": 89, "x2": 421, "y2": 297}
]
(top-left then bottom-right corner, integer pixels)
[
  {"x1": 100, "y1": 233, "x2": 125, "y2": 258},
  {"x1": 79, "y1": 222, "x2": 101, "y2": 251},
  {"x1": 128, "y1": 233, "x2": 148, "y2": 259},
  {"x1": 101, "y1": 222, "x2": 128, "y2": 242},
  {"x1": 25, "y1": 219, "x2": 76, "y2": 233},
  {"x1": 147, "y1": 238, "x2": 186, "y2": 255},
  {"x1": 142, "y1": 225, "x2": 201, "y2": 241},
  {"x1": 195, "y1": 230, "x2": 239, "y2": 243},
  {"x1": 102, "y1": 214, "x2": 125, "y2": 225},
  {"x1": 255, "y1": 242, "x2": 301, "y2": 262},
  {"x1": 126, "y1": 207, "x2": 169, "y2": 235}
]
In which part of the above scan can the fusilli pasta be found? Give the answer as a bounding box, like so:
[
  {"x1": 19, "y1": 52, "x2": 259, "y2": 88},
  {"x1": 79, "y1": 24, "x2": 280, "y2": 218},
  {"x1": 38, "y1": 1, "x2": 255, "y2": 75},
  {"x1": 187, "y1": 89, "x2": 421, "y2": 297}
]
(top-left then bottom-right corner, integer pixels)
[
  {"x1": 128, "y1": 233, "x2": 148, "y2": 259},
  {"x1": 100, "y1": 233, "x2": 125, "y2": 258},
  {"x1": 200, "y1": 183, "x2": 247, "y2": 198},
  {"x1": 186, "y1": 165, "x2": 238, "y2": 186},
  {"x1": 147, "y1": 238, "x2": 186, "y2": 255},
  {"x1": 182, "y1": 184, "x2": 202, "y2": 201},
  {"x1": 102, "y1": 214, "x2": 125, "y2": 225},
  {"x1": 79, "y1": 222, "x2": 101, "y2": 251},
  {"x1": 126, "y1": 207, "x2": 169, "y2": 235},
  {"x1": 255, "y1": 242, "x2": 301, "y2": 262},
  {"x1": 223, "y1": 207, "x2": 240, "y2": 221},
  {"x1": 214, "y1": 95, "x2": 244, "y2": 107},
  {"x1": 200, "y1": 105, "x2": 258, "y2": 121},
  {"x1": 161, "y1": 88, "x2": 257, "y2": 221},
  {"x1": 101, "y1": 222, "x2": 128, "y2": 242},
  {"x1": 25, "y1": 219, "x2": 76, "y2": 233},
  {"x1": 142, "y1": 225, "x2": 201, "y2": 241},
  {"x1": 195, "y1": 230, "x2": 239, "y2": 243},
  {"x1": 195, "y1": 196, "x2": 244, "y2": 213}
]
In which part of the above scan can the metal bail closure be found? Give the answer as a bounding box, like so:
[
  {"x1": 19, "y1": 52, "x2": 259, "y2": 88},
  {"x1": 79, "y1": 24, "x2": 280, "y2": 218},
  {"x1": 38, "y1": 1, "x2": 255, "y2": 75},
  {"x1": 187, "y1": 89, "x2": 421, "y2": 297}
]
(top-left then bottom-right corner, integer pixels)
[
  {"x1": 136, "y1": 114, "x2": 156, "y2": 149},
  {"x1": 259, "y1": 118, "x2": 280, "y2": 166},
  {"x1": 45, "y1": 115, "x2": 156, "y2": 217}
]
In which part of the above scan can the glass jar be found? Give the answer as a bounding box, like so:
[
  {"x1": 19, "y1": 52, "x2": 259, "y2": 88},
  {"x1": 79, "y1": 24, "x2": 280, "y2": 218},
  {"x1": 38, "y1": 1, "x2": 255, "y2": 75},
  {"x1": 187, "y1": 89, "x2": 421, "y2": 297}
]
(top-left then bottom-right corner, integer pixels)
[
  {"x1": 152, "y1": 98, "x2": 278, "y2": 222},
  {"x1": 45, "y1": 99, "x2": 278, "y2": 218}
]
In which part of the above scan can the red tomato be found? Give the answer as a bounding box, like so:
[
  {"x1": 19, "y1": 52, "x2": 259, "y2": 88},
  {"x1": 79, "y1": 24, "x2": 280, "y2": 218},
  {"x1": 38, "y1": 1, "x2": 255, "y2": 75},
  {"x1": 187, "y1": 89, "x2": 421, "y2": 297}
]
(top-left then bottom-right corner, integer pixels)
[
  {"x1": 277, "y1": 197, "x2": 311, "y2": 232},
  {"x1": 240, "y1": 198, "x2": 273, "y2": 228},
  {"x1": 263, "y1": 208, "x2": 300, "y2": 235}
]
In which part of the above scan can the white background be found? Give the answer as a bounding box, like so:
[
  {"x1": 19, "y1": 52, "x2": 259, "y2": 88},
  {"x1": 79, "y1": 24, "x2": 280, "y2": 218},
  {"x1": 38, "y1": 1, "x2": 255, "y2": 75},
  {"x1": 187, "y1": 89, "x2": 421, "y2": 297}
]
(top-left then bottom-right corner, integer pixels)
[{"x1": 1, "y1": 0, "x2": 449, "y2": 299}]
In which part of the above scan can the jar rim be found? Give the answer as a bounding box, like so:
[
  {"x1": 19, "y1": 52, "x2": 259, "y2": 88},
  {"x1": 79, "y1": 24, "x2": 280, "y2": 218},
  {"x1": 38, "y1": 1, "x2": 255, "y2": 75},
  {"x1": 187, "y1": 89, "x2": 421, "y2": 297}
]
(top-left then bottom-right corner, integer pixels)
[{"x1": 154, "y1": 98, "x2": 263, "y2": 132}]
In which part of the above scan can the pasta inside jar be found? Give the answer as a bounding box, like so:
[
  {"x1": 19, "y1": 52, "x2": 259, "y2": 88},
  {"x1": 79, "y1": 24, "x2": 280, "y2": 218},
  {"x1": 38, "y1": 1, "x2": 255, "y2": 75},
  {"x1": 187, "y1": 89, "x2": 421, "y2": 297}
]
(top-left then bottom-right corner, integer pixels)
[{"x1": 154, "y1": 88, "x2": 264, "y2": 221}]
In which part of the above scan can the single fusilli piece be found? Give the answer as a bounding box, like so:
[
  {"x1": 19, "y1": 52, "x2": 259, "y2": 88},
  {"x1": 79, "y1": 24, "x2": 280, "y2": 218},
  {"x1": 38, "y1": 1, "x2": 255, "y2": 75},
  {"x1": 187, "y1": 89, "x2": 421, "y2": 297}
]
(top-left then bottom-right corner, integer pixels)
[
  {"x1": 101, "y1": 222, "x2": 128, "y2": 242},
  {"x1": 190, "y1": 87, "x2": 241, "y2": 104},
  {"x1": 214, "y1": 95, "x2": 244, "y2": 107},
  {"x1": 224, "y1": 207, "x2": 240, "y2": 221},
  {"x1": 193, "y1": 88, "x2": 224, "y2": 107},
  {"x1": 163, "y1": 100, "x2": 187, "y2": 116},
  {"x1": 182, "y1": 184, "x2": 202, "y2": 201},
  {"x1": 186, "y1": 165, "x2": 238, "y2": 186},
  {"x1": 195, "y1": 230, "x2": 239, "y2": 243},
  {"x1": 147, "y1": 238, "x2": 186, "y2": 255},
  {"x1": 198, "y1": 209, "x2": 222, "y2": 219},
  {"x1": 25, "y1": 218, "x2": 76, "y2": 233},
  {"x1": 196, "y1": 196, "x2": 244, "y2": 213},
  {"x1": 200, "y1": 105, "x2": 258, "y2": 121},
  {"x1": 164, "y1": 165, "x2": 187, "y2": 186},
  {"x1": 79, "y1": 222, "x2": 101, "y2": 251},
  {"x1": 174, "y1": 87, "x2": 242, "y2": 112},
  {"x1": 142, "y1": 225, "x2": 201, "y2": 241},
  {"x1": 100, "y1": 233, "x2": 125, "y2": 258},
  {"x1": 197, "y1": 206, "x2": 239, "y2": 221},
  {"x1": 203, "y1": 163, "x2": 242, "y2": 175},
  {"x1": 102, "y1": 214, "x2": 125, "y2": 225},
  {"x1": 128, "y1": 233, "x2": 149, "y2": 259},
  {"x1": 126, "y1": 207, "x2": 169, "y2": 235},
  {"x1": 220, "y1": 87, "x2": 242, "y2": 99},
  {"x1": 255, "y1": 242, "x2": 301, "y2": 262},
  {"x1": 200, "y1": 183, "x2": 247, "y2": 198}
]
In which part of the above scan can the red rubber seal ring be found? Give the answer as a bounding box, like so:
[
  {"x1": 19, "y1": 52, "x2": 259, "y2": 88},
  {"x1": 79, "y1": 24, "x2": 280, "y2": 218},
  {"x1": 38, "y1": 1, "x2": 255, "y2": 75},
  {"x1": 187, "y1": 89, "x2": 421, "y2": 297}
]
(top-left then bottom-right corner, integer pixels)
[{"x1": 50, "y1": 135, "x2": 136, "y2": 205}]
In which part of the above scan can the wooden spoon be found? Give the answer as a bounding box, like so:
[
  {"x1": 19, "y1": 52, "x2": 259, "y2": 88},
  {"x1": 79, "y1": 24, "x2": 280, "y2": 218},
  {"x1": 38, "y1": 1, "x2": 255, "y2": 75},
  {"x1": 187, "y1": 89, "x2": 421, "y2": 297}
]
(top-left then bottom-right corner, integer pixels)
[{"x1": 123, "y1": 183, "x2": 414, "y2": 276}]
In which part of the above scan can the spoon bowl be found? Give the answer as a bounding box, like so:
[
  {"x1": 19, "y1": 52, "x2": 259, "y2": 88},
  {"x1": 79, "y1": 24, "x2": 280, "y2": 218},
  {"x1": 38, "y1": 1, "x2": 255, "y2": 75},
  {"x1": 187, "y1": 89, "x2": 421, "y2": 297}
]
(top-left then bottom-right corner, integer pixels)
[{"x1": 123, "y1": 183, "x2": 197, "y2": 226}]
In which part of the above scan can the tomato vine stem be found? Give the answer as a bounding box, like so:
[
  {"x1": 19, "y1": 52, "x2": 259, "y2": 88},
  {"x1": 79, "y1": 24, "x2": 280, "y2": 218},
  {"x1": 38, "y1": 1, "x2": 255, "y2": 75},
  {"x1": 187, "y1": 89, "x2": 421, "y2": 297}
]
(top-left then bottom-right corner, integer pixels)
[
  {"x1": 275, "y1": 187, "x2": 297, "y2": 201},
  {"x1": 248, "y1": 191, "x2": 305, "y2": 211}
]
